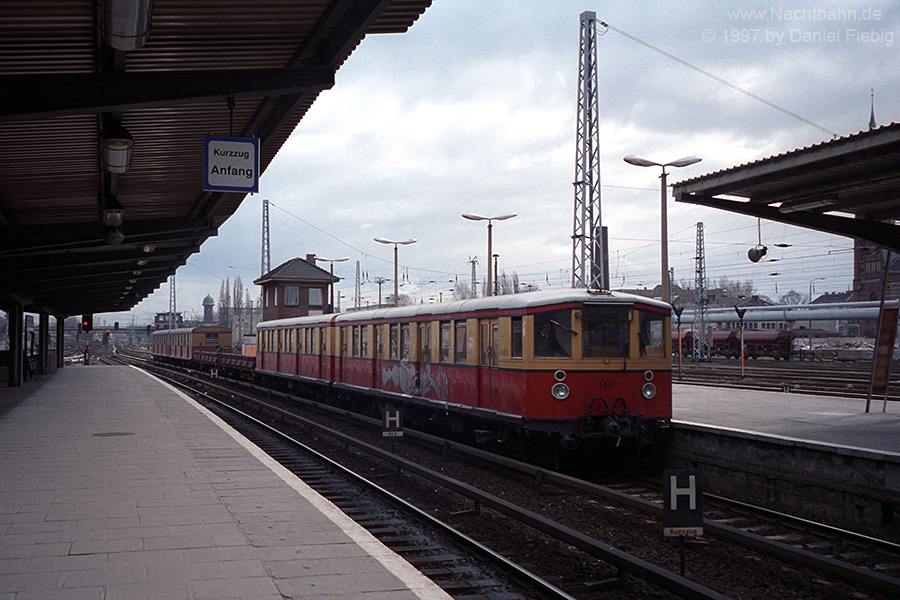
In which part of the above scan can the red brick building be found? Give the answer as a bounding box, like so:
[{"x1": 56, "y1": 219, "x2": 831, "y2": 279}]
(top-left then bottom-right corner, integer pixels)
[
  {"x1": 851, "y1": 240, "x2": 900, "y2": 336},
  {"x1": 254, "y1": 254, "x2": 339, "y2": 321}
]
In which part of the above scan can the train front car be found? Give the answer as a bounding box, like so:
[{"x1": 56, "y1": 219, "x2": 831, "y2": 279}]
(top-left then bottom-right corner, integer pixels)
[
  {"x1": 514, "y1": 291, "x2": 672, "y2": 456},
  {"x1": 255, "y1": 289, "x2": 671, "y2": 462}
]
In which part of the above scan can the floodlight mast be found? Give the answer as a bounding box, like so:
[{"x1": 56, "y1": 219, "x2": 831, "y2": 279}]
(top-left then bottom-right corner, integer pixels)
[{"x1": 572, "y1": 11, "x2": 603, "y2": 290}]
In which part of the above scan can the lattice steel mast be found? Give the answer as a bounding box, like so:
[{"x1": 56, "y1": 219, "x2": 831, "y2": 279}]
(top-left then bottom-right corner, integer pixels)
[
  {"x1": 261, "y1": 198, "x2": 271, "y2": 277},
  {"x1": 572, "y1": 11, "x2": 603, "y2": 290},
  {"x1": 693, "y1": 222, "x2": 710, "y2": 361},
  {"x1": 167, "y1": 273, "x2": 176, "y2": 329}
]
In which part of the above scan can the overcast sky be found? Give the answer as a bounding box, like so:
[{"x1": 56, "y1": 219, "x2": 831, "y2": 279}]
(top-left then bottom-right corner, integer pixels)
[{"x1": 103, "y1": 0, "x2": 900, "y2": 326}]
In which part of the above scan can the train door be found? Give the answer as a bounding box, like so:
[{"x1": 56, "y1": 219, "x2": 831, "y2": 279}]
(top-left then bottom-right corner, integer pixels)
[{"x1": 477, "y1": 319, "x2": 499, "y2": 409}]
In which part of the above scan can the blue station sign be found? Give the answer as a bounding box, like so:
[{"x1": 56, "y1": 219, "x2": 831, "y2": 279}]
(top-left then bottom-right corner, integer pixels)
[{"x1": 203, "y1": 135, "x2": 259, "y2": 193}]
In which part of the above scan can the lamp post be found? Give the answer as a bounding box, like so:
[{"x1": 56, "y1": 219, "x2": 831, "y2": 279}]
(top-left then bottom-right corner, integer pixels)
[
  {"x1": 373, "y1": 276, "x2": 388, "y2": 308},
  {"x1": 314, "y1": 256, "x2": 349, "y2": 313},
  {"x1": 807, "y1": 277, "x2": 826, "y2": 358},
  {"x1": 734, "y1": 305, "x2": 747, "y2": 378},
  {"x1": 462, "y1": 213, "x2": 516, "y2": 297},
  {"x1": 374, "y1": 238, "x2": 417, "y2": 307},
  {"x1": 623, "y1": 155, "x2": 702, "y2": 305}
]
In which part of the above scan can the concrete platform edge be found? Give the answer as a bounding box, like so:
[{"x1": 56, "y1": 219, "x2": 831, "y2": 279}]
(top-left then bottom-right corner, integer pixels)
[{"x1": 139, "y1": 366, "x2": 452, "y2": 600}]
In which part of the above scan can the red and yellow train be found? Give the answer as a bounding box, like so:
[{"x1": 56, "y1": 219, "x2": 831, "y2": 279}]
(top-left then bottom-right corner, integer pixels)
[
  {"x1": 151, "y1": 325, "x2": 233, "y2": 362},
  {"x1": 151, "y1": 289, "x2": 673, "y2": 457}
]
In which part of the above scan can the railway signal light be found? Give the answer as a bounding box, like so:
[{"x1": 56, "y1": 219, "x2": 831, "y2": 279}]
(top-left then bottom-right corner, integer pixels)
[{"x1": 81, "y1": 314, "x2": 93, "y2": 332}]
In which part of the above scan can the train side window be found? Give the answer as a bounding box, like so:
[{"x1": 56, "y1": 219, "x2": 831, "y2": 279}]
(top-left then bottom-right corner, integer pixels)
[
  {"x1": 352, "y1": 326, "x2": 360, "y2": 357},
  {"x1": 454, "y1": 321, "x2": 467, "y2": 362},
  {"x1": 638, "y1": 311, "x2": 666, "y2": 357},
  {"x1": 362, "y1": 326, "x2": 369, "y2": 357},
  {"x1": 511, "y1": 317, "x2": 523, "y2": 358},
  {"x1": 533, "y1": 310, "x2": 571, "y2": 358},
  {"x1": 582, "y1": 306, "x2": 630, "y2": 358},
  {"x1": 400, "y1": 323, "x2": 410, "y2": 360},
  {"x1": 389, "y1": 324, "x2": 399, "y2": 360},
  {"x1": 419, "y1": 323, "x2": 431, "y2": 362},
  {"x1": 439, "y1": 321, "x2": 452, "y2": 363}
]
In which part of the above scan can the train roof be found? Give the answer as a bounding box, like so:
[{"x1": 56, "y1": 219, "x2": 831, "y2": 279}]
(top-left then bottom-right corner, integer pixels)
[
  {"x1": 151, "y1": 325, "x2": 232, "y2": 336},
  {"x1": 257, "y1": 288, "x2": 670, "y2": 329}
]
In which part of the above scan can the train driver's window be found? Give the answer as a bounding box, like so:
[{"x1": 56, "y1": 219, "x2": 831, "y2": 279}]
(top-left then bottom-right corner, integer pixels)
[
  {"x1": 582, "y1": 306, "x2": 630, "y2": 358},
  {"x1": 533, "y1": 310, "x2": 571, "y2": 358},
  {"x1": 638, "y1": 310, "x2": 666, "y2": 357}
]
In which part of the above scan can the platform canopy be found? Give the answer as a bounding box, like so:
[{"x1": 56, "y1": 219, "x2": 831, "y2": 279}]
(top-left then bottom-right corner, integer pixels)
[
  {"x1": 0, "y1": 0, "x2": 433, "y2": 317},
  {"x1": 673, "y1": 122, "x2": 900, "y2": 253}
]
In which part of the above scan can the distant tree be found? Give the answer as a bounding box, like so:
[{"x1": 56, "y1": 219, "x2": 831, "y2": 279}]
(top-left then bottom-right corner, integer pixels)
[
  {"x1": 452, "y1": 281, "x2": 475, "y2": 300},
  {"x1": 779, "y1": 290, "x2": 807, "y2": 305},
  {"x1": 717, "y1": 277, "x2": 755, "y2": 299},
  {"x1": 498, "y1": 271, "x2": 520, "y2": 295},
  {"x1": 218, "y1": 278, "x2": 231, "y2": 327},
  {"x1": 233, "y1": 277, "x2": 244, "y2": 341}
]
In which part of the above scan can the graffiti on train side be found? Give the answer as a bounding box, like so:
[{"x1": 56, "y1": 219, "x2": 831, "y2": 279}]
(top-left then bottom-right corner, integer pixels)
[{"x1": 382, "y1": 360, "x2": 449, "y2": 401}]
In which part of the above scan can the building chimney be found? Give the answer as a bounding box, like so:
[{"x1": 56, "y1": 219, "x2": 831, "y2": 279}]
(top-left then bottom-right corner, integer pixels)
[{"x1": 306, "y1": 253, "x2": 316, "y2": 264}]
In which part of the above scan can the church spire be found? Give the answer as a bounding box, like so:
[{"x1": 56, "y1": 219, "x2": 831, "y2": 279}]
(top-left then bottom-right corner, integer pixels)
[{"x1": 869, "y1": 87, "x2": 877, "y2": 130}]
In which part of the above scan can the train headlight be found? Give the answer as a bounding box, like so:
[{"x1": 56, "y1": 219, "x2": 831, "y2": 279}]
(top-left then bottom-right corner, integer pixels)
[
  {"x1": 643, "y1": 370, "x2": 654, "y2": 381},
  {"x1": 641, "y1": 382, "x2": 656, "y2": 399},
  {"x1": 553, "y1": 370, "x2": 567, "y2": 382},
  {"x1": 551, "y1": 382, "x2": 570, "y2": 400}
]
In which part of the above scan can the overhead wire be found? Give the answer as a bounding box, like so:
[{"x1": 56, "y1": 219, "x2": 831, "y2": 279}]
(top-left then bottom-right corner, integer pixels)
[{"x1": 596, "y1": 20, "x2": 839, "y2": 138}]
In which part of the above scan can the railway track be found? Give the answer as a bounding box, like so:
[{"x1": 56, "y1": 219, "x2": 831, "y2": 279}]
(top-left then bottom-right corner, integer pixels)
[
  {"x1": 677, "y1": 358, "x2": 900, "y2": 400},
  {"x1": 105, "y1": 352, "x2": 900, "y2": 599}
]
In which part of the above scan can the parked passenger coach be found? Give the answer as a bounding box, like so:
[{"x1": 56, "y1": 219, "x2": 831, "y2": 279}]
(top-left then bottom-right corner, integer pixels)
[
  {"x1": 151, "y1": 326, "x2": 232, "y2": 364},
  {"x1": 255, "y1": 289, "x2": 672, "y2": 454}
]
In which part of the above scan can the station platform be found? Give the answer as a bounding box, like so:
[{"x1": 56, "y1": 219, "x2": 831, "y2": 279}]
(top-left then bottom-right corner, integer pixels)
[
  {"x1": 673, "y1": 382, "x2": 900, "y2": 455},
  {"x1": 0, "y1": 365, "x2": 451, "y2": 600}
]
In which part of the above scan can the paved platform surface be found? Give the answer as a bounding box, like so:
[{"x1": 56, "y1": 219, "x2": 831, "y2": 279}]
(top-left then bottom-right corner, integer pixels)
[
  {"x1": 674, "y1": 383, "x2": 900, "y2": 455},
  {"x1": 0, "y1": 365, "x2": 451, "y2": 600}
]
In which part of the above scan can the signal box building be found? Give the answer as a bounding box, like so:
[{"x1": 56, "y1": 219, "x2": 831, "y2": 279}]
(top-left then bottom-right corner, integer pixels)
[{"x1": 254, "y1": 254, "x2": 339, "y2": 321}]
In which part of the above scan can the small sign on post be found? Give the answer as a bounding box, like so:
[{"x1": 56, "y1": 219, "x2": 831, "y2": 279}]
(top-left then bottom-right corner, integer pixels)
[
  {"x1": 663, "y1": 469, "x2": 705, "y2": 576},
  {"x1": 382, "y1": 408, "x2": 403, "y2": 438},
  {"x1": 663, "y1": 469, "x2": 704, "y2": 537},
  {"x1": 203, "y1": 135, "x2": 260, "y2": 193}
]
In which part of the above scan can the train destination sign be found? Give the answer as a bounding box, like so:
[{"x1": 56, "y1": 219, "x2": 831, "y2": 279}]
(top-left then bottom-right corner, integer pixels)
[
  {"x1": 663, "y1": 469, "x2": 704, "y2": 537},
  {"x1": 203, "y1": 135, "x2": 259, "y2": 193}
]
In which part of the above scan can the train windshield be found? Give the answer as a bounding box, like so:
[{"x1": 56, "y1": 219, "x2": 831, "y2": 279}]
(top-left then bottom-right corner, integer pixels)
[
  {"x1": 582, "y1": 306, "x2": 630, "y2": 358},
  {"x1": 533, "y1": 310, "x2": 571, "y2": 358}
]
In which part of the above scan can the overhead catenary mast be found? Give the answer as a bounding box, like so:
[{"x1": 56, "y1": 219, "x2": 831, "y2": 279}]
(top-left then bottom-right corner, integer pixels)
[
  {"x1": 693, "y1": 222, "x2": 710, "y2": 361},
  {"x1": 261, "y1": 198, "x2": 271, "y2": 277},
  {"x1": 572, "y1": 11, "x2": 604, "y2": 290}
]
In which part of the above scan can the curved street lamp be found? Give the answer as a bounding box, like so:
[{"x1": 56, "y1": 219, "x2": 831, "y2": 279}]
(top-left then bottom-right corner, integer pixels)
[
  {"x1": 462, "y1": 213, "x2": 516, "y2": 297},
  {"x1": 314, "y1": 256, "x2": 349, "y2": 313},
  {"x1": 623, "y1": 155, "x2": 702, "y2": 305},
  {"x1": 374, "y1": 238, "x2": 417, "y2": 306}
]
